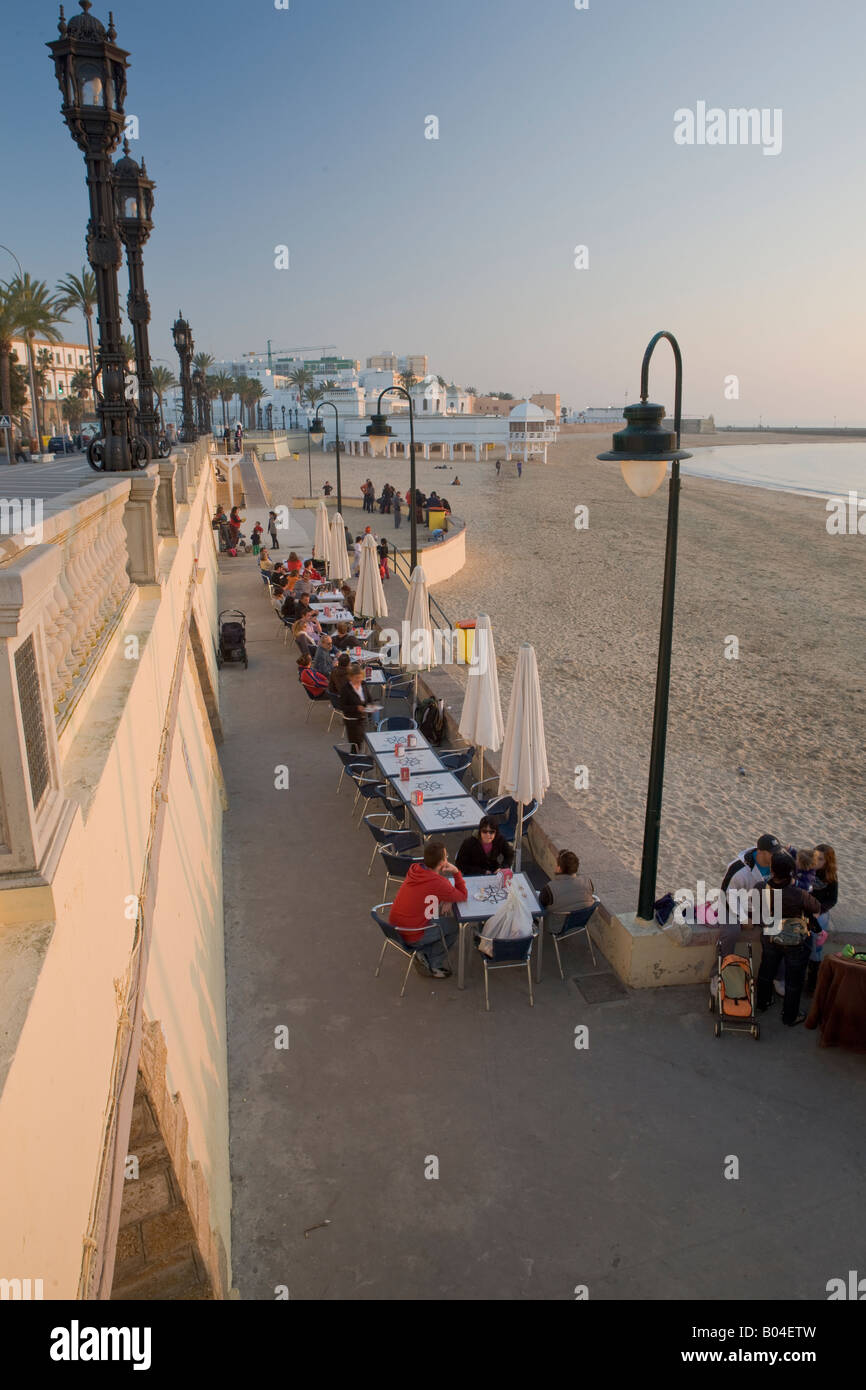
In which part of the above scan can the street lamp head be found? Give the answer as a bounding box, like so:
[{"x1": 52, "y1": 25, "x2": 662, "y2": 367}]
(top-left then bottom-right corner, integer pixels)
[
  {"x1": 309, "y1": 417, "x2": 325, "y2": 445},
  {"x1": 112, "y1": 138, "x2": 155, "y2": 238},
  {"x1": 597, "y1": 400, "x2": 692, "y2": 497},
  {"x1": 48, "y1": 2, "x2": 129, "y2": 154},
  {"x1": 172, "y1": 313, "x2": 192, "y2": 356},
  {"x1": 365, "y1": 411, "x2": 392, "y2": 458}
]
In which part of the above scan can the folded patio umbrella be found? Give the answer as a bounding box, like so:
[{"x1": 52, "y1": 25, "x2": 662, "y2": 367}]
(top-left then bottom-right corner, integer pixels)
[
  {"x1": 497, "y1": 642, "x2": 549, "y2": 871},
  {"x1": 313, "y1": 499, "x2": 331, "y2": 569},
  {"x1": 328, "y1": 513, "x2": 351, "y2": 583},
  {"x1": 402, "y1": 564, "x2": 438, "y2": 708},
  {"x1": 355, "y1": 532, "x2": 388, "y2": 620},
  {"x1": 458, "y1": 612, "x2": 504, "y2": 787}
]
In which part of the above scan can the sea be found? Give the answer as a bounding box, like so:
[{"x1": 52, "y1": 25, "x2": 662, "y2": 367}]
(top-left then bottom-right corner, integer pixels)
[{"x1": 680, "y1": 442, "x2": 865, "y2": 499}]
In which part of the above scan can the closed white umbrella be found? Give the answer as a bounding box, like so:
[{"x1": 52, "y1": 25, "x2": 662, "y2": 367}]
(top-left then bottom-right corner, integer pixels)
[
  {"x1": 328, "y1": 513, "x2": 351, "y2": 582},
  {"x1": 403, "y1": 564, "x2": 438, "y2": 709},
  {"x1": 458, "y1": 612, "x2": 503, "y2": 787},
  {"x1": 355, "y1": 533, "x2": 388, "y2": 620},
  {"x1": 497, "y1": 642, "x2": 549, "y2": 870},
  {"x1": 314, "y1": 499, "x2": 331, "y2": 569}
]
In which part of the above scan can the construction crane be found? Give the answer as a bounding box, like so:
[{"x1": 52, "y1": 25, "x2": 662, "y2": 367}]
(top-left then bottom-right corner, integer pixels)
[{"x1": 243, "y1": 342, "x2": 338, "y2": 370}]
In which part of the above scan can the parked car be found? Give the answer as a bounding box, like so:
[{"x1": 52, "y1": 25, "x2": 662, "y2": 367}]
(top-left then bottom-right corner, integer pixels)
[{"x1": 48, "y1": 435, "x2": 76, "y2": 454}]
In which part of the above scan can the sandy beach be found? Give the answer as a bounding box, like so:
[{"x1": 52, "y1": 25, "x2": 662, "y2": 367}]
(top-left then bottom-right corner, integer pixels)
[{"x1": 258, "y1": 431, "x2": 865, "y2": 918}]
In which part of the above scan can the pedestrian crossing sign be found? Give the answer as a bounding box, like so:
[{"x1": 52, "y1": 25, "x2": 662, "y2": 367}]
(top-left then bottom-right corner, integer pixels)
[{"x1": 0, "y1": 416, "x2": 11, "y2": 428}]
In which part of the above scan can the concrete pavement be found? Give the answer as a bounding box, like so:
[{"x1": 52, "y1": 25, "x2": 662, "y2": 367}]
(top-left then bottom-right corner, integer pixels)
[{"x1": 218, "y1": 556, "x2": 866, "y2": 1301}]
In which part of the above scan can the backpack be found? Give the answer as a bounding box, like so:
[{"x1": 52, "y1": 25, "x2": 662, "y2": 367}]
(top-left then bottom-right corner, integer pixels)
[
  {"x1": 416, "y1": 696, "x2": 446, "y2": 745},
  {"x1": 765, "y1": 914, "x2": 810, "y2": 947}
]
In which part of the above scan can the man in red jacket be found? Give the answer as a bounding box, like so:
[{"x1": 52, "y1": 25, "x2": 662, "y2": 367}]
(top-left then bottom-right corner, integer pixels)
[{"x1": 389, "y1": 840, "x2": 468, "y2": 978}]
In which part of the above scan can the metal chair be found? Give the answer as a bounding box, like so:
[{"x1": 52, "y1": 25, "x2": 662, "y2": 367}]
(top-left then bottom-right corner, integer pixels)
[
  {"x1": 441, "y1": 744, "x2": 475, "y2": 772},
  {"x1": 377, "y1": 845, "x2": 424, "y2": 899},
  {"x1": 301, "y1": 680, "x2": 330, "y2": 722},
  {"x1": 476, "y1": 932, "x2": 537, "y2": 1011},
  {"x1": 334, "y1": 744, "x2": 373, "y2": 794},
  {"x1": 363, "y1": 814, "x2": 421, "y2": 873},
  {"x1": 327, "y1": 690, "x2": 343, "y2": 731},
  {"x1": 348, "y1": 767, "x2": 399, "y2": 825},
  {"x1": 546, "y1": 898, "x2": 600, "y2": 978},
  {"x1": 371, "y1": 903, "x2": 452, "y2": 996},
  {"x1": 378, "y1": 715, "x2": 418, "y2": 732},
  {"x1": 484, "y1": 795, "x2": 539, "y2": 845}
]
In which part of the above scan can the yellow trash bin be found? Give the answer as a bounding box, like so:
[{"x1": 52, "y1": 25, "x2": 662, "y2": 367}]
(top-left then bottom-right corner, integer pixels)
[
  {"x1": 428, "y1": 507, "x2": 447, "y2": 532},
  {"x1": 455, "y1": 621, "x2": 475, "y2": 665}
]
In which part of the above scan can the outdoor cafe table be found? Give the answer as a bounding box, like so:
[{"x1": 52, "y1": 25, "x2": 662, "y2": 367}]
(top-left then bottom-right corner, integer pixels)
[
  {"x1": 389, "y1": 770, "x2": 469, "y2": 803},
  {"x1": 314, "y1": 591, "x2": 343, "y2": 603},
  {"x1": 406, "y1": 796, "x2": 484, "y2": 839},
  {"x1": 365, "y1": 729, "x2": 430, "y2": 754},
  {"x1": 311, "y1": 606, "x2": 354, "y2": 625},
  {"x1": 452, "y1": 873, "x2": 544, "y2": 989},
  {"x1": 362, "y1": 668, "x2": 386, "y2": 687},
  {"x1": 375, "y1": 748, "x2": 444, "y2": 777}
]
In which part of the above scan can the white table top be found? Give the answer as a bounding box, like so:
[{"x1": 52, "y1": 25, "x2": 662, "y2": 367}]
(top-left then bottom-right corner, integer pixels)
[
  {"x1": 362, "y1": 669, "x2": 386, "y2": 685},
  {"x1": 389, "y1": 770, "x2": 469, "y2": 802},
  {"x1": 315, "y1": 591, "x2": 343, "y2": 602},
  {"x1": 454, "y1": 873, "x2": 543, "y2": 922},
  {"x1": 365, "y1": 729, "x2": 430, "y2": 753},
  {"x1": 311, "y1": 607, "x2": 354, "y2": 624},
  {"x1": 375, "y1": 748, "x2": 444, "y2": 776},
  {"x1": 409, "y1": 797, "x2": 483, "y2": 834}
]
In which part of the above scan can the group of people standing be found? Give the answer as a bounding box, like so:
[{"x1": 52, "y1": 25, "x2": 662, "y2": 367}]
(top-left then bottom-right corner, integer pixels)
[
  {"x1": 221, "y1": 422, "x2": 244, "y2": 455},
  {"x1": 358, "y1": 480, "x2": 453, "y2": 529}
]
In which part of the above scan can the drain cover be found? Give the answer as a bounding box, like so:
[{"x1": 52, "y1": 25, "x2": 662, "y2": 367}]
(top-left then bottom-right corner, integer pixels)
[{"x1": 571, "y1": 972, "x2": 628, "y2": 1004}]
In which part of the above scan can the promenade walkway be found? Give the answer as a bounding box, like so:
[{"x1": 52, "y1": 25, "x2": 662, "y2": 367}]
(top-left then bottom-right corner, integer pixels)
[{"x1": 218, "y1": 557, "x2": 866, "y2": 1301}]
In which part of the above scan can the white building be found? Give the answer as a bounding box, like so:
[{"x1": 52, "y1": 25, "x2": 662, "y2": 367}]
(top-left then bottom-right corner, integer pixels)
[{"x1": 506, "y1": 400, "x2": 559, "y2": 462}]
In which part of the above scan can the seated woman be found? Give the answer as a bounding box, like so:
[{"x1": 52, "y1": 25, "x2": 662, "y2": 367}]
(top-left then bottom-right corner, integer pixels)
[
  {"x1": 258, "y1": 547, "x2": 272, "y2": 572},
  {"x1": 340, "y1": 584, "x2": 356, "y2": 615},
  {"x1": 539, "y1": 850, "x2": 595, "y2": 928},
  {"x1": 292, "y1": 616, "x2": 317, "y2": 660},
  {"x1": 456, "y1": 817, "x2": 513, "y2": 876},
  {"x1": 297, "y1": 654, "x2": 328, "y2": 699},
  {"x1": 286, "y1": 550, "x2": 303, "y2": 576}
]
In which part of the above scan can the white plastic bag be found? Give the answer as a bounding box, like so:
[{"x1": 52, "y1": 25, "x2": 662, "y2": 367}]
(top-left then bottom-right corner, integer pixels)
[{"x1": 478, "y1": 881, "x2": 534, "y2": 956}]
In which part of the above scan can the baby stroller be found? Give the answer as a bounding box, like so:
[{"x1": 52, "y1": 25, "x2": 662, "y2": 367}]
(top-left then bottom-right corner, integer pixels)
[
  {"x1": 217, "y1": 610, "x2": 248, "y2": 669},
  {"x1": 710, "y1": 941, "x2": 760, "y2": 1040}
]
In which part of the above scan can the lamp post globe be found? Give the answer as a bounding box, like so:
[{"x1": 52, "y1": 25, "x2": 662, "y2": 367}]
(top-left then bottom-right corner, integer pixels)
[
  {"x1": 171, "y1": 312, "x2": 197, "y2": 443},
  {"x1": 365, "y1": 412, "x2": 391, "y2": 459},
  {"x1": 47, "y1": 0, "x2": 145, "y2": 470},
  {"x1": 309, "y1": 418, "x2": 325, "y2": 445}
]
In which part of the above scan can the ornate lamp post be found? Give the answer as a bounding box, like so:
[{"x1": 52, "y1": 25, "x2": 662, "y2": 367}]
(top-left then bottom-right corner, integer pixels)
[
  {"x1": 598, "y1": 331, "x2": 692, "y2": 921},
  {"x1": 281, "y1": 405, "x2": 286, "y2": 432},
  {"x1": 172, "y1": 312, "x2": 196, "y2": 442},
  {"x1": 309, "y1": 402, "x2": 341, "y2": 512},
  {"x1": 112, "y1": 139, "x2": 157, "y2": 458},
  {"x1": 266, "y1": 402, "x2": 273, "y2": 431},
  {"x1": 47, "y1": 0, "x2": 146, "y2": 471},
  {"x1": 366, "y1": 386, "x2": 418, "y2": 568}
]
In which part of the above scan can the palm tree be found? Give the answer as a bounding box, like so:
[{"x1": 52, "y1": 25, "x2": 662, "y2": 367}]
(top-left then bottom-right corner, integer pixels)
[
  {"x1": 70, "y1": 367, "x2": 92, "y2": 400},
  {"x1": 120, "y1": 335, "x2": 136, "y2": 370},
  {"x1": 246, "y1": 379, "x2": 268, "y2": 429},
  {"x1": 193, "y1": 351, "x2": 215, "y2": 376},
  {"x1": 306, "y1": 385, "x2": 324, "y2": 411},
  {"x1": 151, "y1": 365, "x2": 177, "y2": 431},
  {"x1": 62, "y1": 396, "x2": 85, "y2": 432},
  {"x1": 210, "y1": 371, "x2": 236, "y2": 429},
  {"x1": 56, "y1": 268, "x2": 97, "y2": 382},
  {"x1": 5, "y1": 273, "x2": 67, "y2": 442},
  {"x1": 399, "y1": 369, "x2": 418, "y2": 392},
  {"x1": 320, "y1": 378, "x2": 338, "y2": 392},
  {"x1": 287, "y1": 365, "x2": 314, "y2": 409},
  {"x1": 35, "y1": 348, "x2": 54, "y2": 434},
  {"x1": 0, "y1": 287, "x2": 19, "y2": 452}
]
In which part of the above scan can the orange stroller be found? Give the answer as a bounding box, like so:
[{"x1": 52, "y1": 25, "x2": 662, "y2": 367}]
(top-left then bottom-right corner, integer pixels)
[{"x1": 710, "y1": 942, "x2": 760, "y2": 1040}]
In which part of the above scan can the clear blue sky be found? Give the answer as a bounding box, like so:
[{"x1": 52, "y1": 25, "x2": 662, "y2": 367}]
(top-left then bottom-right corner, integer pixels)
[{"x1": 4, "y1": 0, "x2": 864, "y2": 423}]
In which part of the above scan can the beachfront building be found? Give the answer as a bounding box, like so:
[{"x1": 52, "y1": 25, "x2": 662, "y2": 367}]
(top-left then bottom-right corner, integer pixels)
[
  {"x1": 473, "y1": 392, "x2": 561, "y2": 419},
  {"x1": 506, "y1": 400, "x2": 559, "y2": 462},
  {"x1": 10, "y1": 335, "x2": 91, "y2": 435},
  {"x1": 366, "y1": 351, "x2": 428, "y2": 377},
  {"x1": 339, "y1": 411, "x2": 507, "y2": 460}
]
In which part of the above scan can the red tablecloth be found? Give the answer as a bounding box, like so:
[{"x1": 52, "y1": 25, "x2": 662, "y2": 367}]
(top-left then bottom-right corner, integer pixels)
[{"x1": 805, "y1": 953, "x2": 866, "y2": 1049}]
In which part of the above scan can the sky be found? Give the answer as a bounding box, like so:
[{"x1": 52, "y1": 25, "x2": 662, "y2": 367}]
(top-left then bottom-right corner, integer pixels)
[{"x1": 3, "y1": 0, "x2": 864, "y2": 424}]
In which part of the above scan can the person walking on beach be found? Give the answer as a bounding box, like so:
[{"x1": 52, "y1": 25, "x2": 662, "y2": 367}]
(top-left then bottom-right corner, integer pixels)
[
  {"x1": 516, "y1": 458, "x2": 522, "y2": 478},
  {"x1": 268, "y1": 510, "x2": 279, "y2": 550},
  {"x1": 393, "y1": 490, "x2": 402, "y2": 529},
  {"x1": 323, "y1": 481, "x2": 333, "y2": 496},
  {"x1": 495, "y1": 458, "x2": 501, "y2": 477}
]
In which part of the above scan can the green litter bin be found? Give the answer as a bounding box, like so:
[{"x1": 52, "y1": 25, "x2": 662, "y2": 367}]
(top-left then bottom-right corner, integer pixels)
[
  {"x1": 455, "y1": 621, "x2": 475, "y2": 665},
  {"x1": 428, "y1": 507, "x2": 447, "y2": 532}
]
